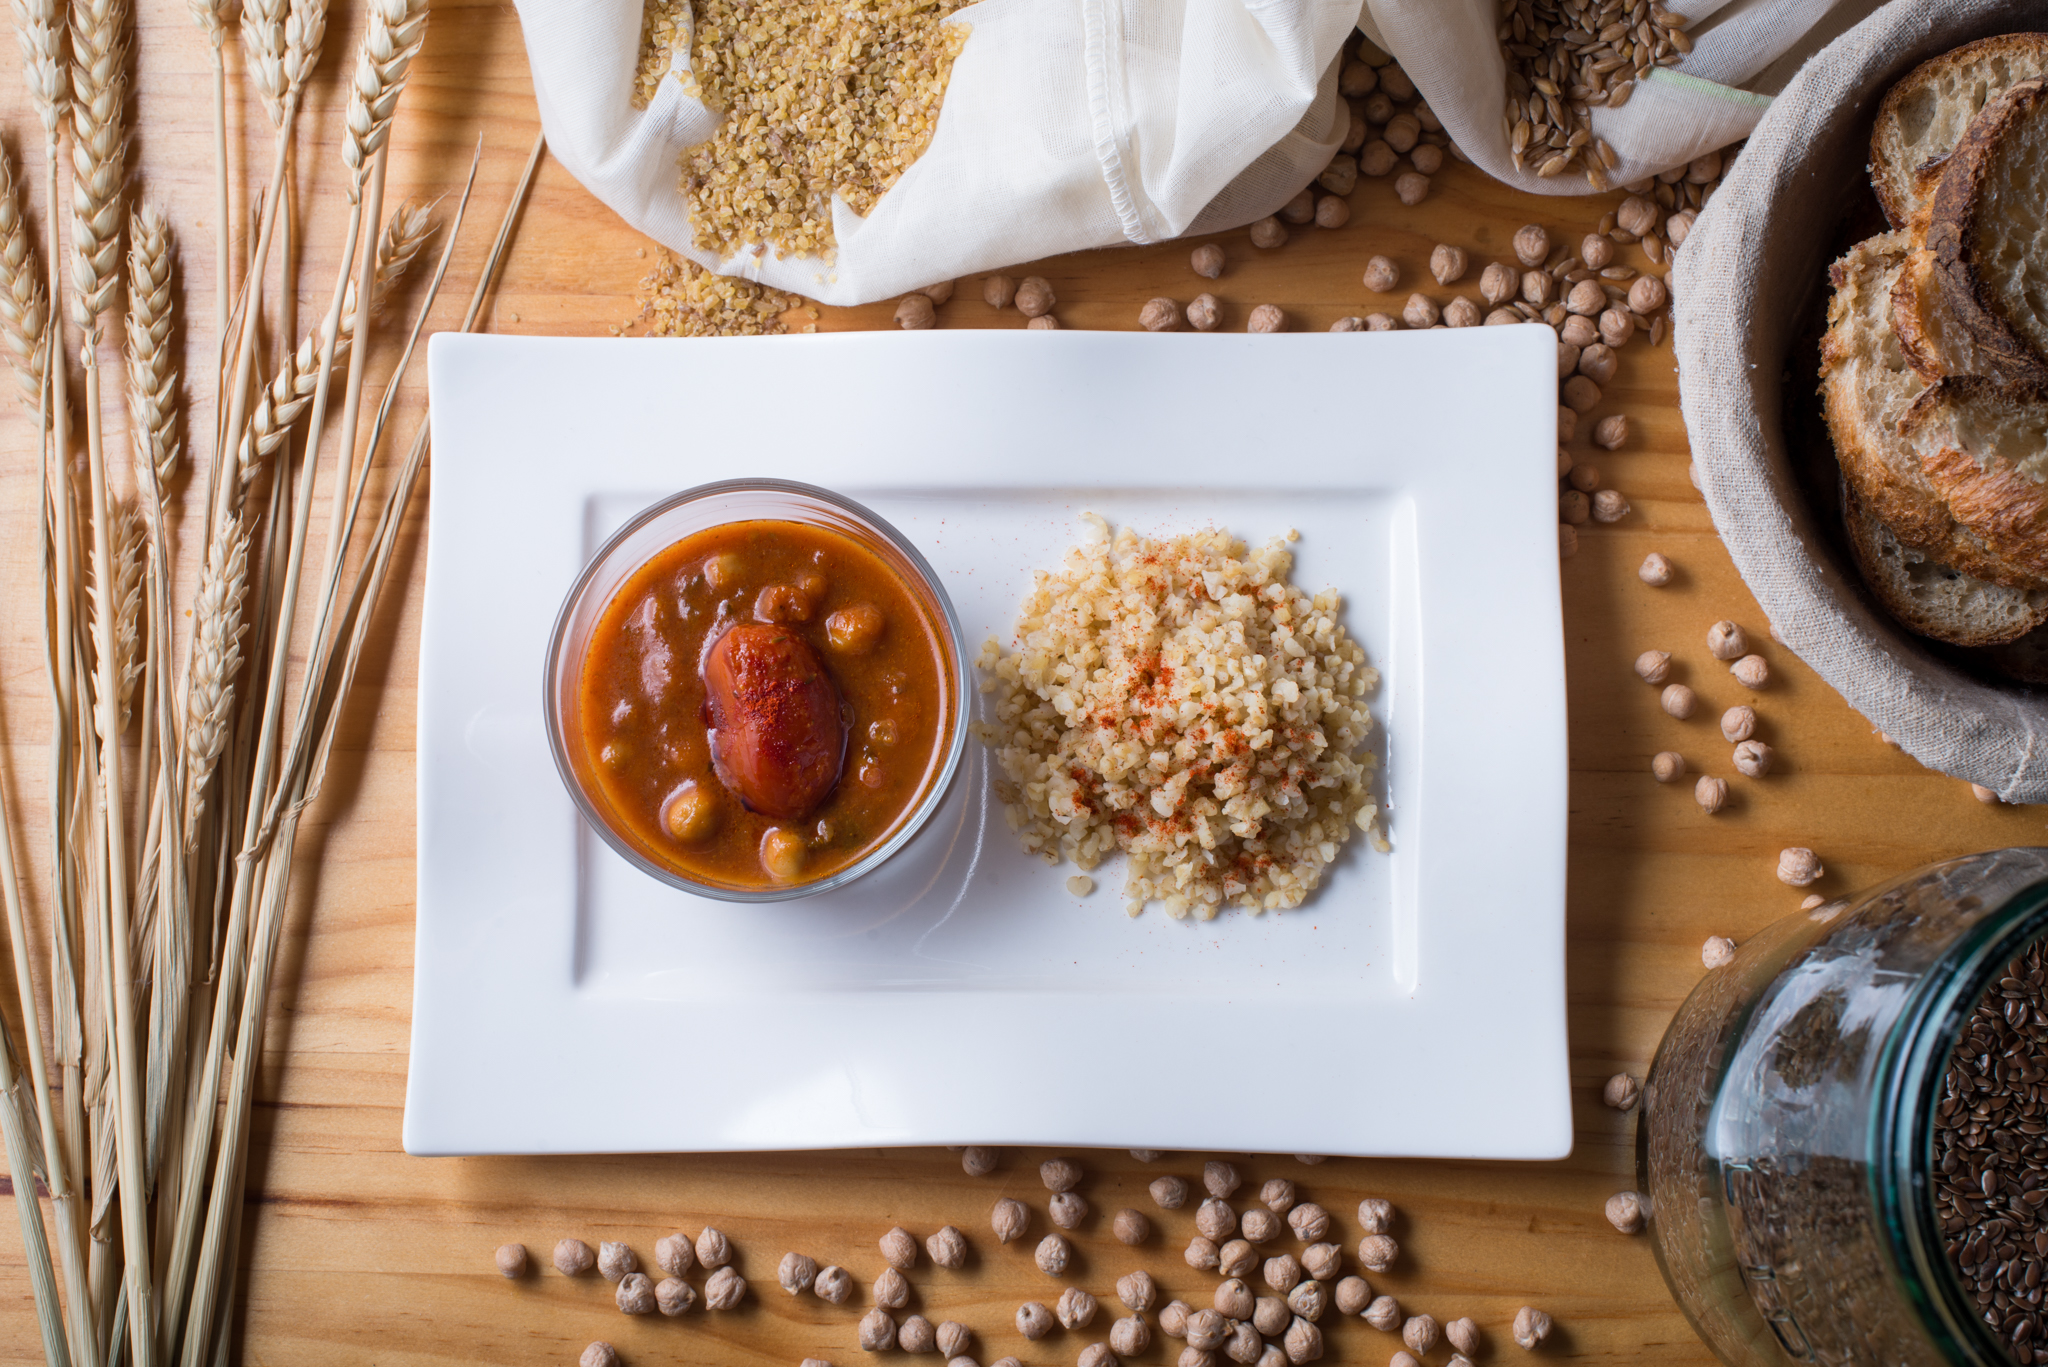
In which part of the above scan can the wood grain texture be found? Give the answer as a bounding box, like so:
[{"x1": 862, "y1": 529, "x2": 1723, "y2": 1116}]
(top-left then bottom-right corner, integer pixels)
[{"x1": 0, "y1": 3, "x2": 2040, "y2": 1364}]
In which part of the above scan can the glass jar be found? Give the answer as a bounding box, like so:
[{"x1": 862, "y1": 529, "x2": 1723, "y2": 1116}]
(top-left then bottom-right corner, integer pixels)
[{"x1": 1642, "y1": 848, "x2": 2048, "y2": 1367}]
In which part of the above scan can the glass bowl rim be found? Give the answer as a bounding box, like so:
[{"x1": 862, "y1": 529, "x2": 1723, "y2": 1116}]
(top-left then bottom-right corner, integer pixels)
[{"x1": 541, "y1": 477, "x2": 971, "y2": 904}]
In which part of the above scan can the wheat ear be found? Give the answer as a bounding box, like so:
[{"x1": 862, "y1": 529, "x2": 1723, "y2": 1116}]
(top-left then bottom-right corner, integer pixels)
[
  {"x1": 182, "y1": 523, "x2": 248, "y2": 832},
  {"x1": 66, "y1": 0, "x2": 126, "y2": 330},
  {"x1": 0, "y1": 145, "x2": 48, "y2": 413},
  {"x1": 86, "y1": 495, "x2": 143, "y2": 729},
  {"x1": 183, "y1": 0, "x2": 228, "y2": 46},
  {"x1": 238, "y1": 0, "x2": 285, "y2": 121},
  {"x1": 343, "y1": 0, "x2": 428, "y2": 198},
  {"x1": 237, "y1": 278, "x2": 358, "y2": 490},
  {"x1": 280, "y1": 0, "x2": 325, "y2": 96},
  {"x1": 11, "y1": 0, "x2": 68, "y2": 140},
  {"x1": 123, "y1": 204, "x2": 178, "y2": 489}
]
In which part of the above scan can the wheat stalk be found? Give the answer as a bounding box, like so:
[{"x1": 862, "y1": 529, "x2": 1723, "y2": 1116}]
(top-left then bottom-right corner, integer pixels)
[
  {"x1": 0, "y1": 145, "x2": 47, "y2": 413},
  {"x1": 66, "y1": 0, "x2": 125, "y2": 331},
  {"x1": 181, "y1": 523, "x2": 247, "y2": 834},
  {"x1": 124, "y1": 205, "x2": 178, "y2": 490},
  {"x1": 342, "y1": 0, "x2": 428, "y2": 199}
]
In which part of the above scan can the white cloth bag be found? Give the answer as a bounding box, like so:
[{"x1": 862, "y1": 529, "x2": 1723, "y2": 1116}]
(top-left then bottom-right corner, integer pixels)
[
  {"x1": 1359, "y1": 0, "x2": 1886, "y2": 194},
  {"x1": 515, "y1": 0, "x2": 1362, "y2": 306}
]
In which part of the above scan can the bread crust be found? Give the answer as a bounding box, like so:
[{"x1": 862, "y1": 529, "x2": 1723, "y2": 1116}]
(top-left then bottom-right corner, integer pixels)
[
  {"x1": 1872, "y1": 33, "x2": 2048, "y2": 227},
  {"x1": 1842, "y1": 480, "x2": 2048, "y2": 646},
  {"x1": 1908, "y1": 375, "x2": 2048, "y2": 583},
  {"x1": 1927, "y1": 78, "x2": 2048, "y2": 388}
]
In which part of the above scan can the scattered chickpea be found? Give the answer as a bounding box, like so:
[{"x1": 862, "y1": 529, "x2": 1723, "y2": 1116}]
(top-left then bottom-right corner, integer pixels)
[
  {"x1": 1616, "y1": 196, "x2": 1658, "y2": 236},
  {"x1": 1802, "y1": 893, "x2": 1828, "y2": 911},
  {"x1": 983, "y1": 274, "x2": 1015, "y2": 308},
  {"x1": 1191, "y1": 244, "x2": 1225, "y2": 279},
  {"x1": 1042, "y1": 1157, "x2": 1083, "y2": 1192},
  {"x1": 657, "y1": 1277, "x2": 698, "y2": 1315},
  {"x1": 1638, "y1": 552, "x2": 1673, "y2": 587},
  {"x1": 1059, "y1": 1287, "x2": 1100, "y2": 1330},
  {"x1": 1402, "y1": 293, "x2": 1440, "y2": 329},
  {"x1": 1706, "y1": 620, "x2": 1747, "y2": 660},
  {"x1": 1113, "y1": 1207, "x2": 1150, "y2": 1244},
  {"x1": 814, "y1": 1265, "x2": 854, "y2": 1304},
  {"x1": 1561, "y1": 375, "x2": 1602, "y2": 412},
  {"x1": 1514, "y1": 1306, "x2": 1554, "y2": 1349},
  {"x1": 1721, "y1": 705, "x2": 1757, "y2": 743},
  {"x1": 1358, "y1": 140, "x2": 1398, "y2": 176},
  {"x1": 1599, "y1": 307, "x2": 1635, "y2": 347},
  {"x1": 898, "y1": 1314, "x2": 937, "y2": 1353},
  {"x1": 555, "y1": 1238, "x2": 596, "y2": 1276},
  {"x1": 1565, "y1": 279, "x2": 1606, "y2": 317},
  {"x1": 1318, "y1": 158, "x2": 1359, "y2": 196},
  {"x1": 1383, "y1": 112, "x2": 1421, "y2": 153},
  {"x1": 1580, "y1": 233, "x2": 1615, "y2": 268},
  {"x1": 1660, "y1": 683, "x2": 1696, "y2": 719},
  {"x1": 495, "y1": 1243, "x2": 527, "y2": 1278},
  {"x1": 1592, "y1": 489, "x2": 1630, "y2": 522},
  {"x1": 1118, "y1": 1270, "x2": 1158, "y2": 1312},
  {"x1": 1411, "y1": 143, "x2": 1445, "y2": 174},
  {"x1": 1606, "y1": 1191, "x2": 1646, "y2": 1234},
  {"x1": 1630, "y1": 273, "x2": 1668, "y2": 313},
  {"x1": 1179, "y1": 1347, "x2": 1213, "y2": 1367},
  {"x1": 616, "y1": 1272, "x2": 656, "y2": 1314},
  {"x1": 1559, "y1": 523, "x2": 1578, "y2": 558},
  {"x1": 705, "y1": 1266, "x2": 747, "y2": 1310},
  {"x1": 1604, "y1": 1072, "x2": 1642, "y2": 1110},
  {"x1": 1214, "y1": 1278, "x2": 1255, "y2": 1321},
  {"x1": 1592, "y1": 413, "x2": 1628, "y2": 449},
  {"x1": 1187, "y1": 1308, "x2": 1231, "y2": 1351},
  {"x1": 1130, "y1": 1149, "x2": 1161, "y2": 1162},
  {"x1": 961, "y1": 1146, "x2": 998, "y2": 1177},
  {"x1": 1695, "y1": 775, "x2": 1728, "y2": 814},
  {"x1": 937, "y1": 1322, "x2": 972, "y2": 1358},
  {"x1": 1219, "y1": 1239, "x2": 1257, "y2": 1279},
  {"x1": 1361, "y1": 256, "x2": 1400, "y2": 292},
  {"x1": 1257, "y1": 1179, "x2": 1295, "y2": 1213},
  {"x1": 1559, "y1": 491, "x2": 1590, "y2": 526},
  {"x1": 1702, "y1": 935, "x2": 1736, "y2": 968},
  {"x1": 1314, "y1": 195, "x2": 1350, "y2": 229},
  {"x1": 1365, "y1": 311, "x2": 1400, "y2": 330},
  {"x1": 1279, "y1": 189, "x2": 1316, "y2": 225},
  {"x1": 992, "y1": 1197, "x2": 1030, "y2": 1243},
  {"x1": 1036, "y1": 1233, "x2": 1072, "y2": 1275},
  {"x1": 1522, "y1": 269, "x2": 1556, "y2": 307},
  {"x1": 1365, "y1": 1295, "x2": 1402, "y2": 1331},
  {"x1": 1282, "y1": 1316, "x2": 1323, "y2": 1365},
  {"x1": 1479, "y1": 261, "x2": 1519, "y2": 306},
  {"x1": 1015, "y1": 277, "x2": 1056, "y2": 317},
  {"x1": 1160, "y1": 1300, "x2": 1191, "y2": 1338},
  {"x1": 875, "y1": 1267, "x2": 910, "y2": 1309},
  {"x1": 582, "y1": 1343, "x2": 621, "y2": 1367},
  {"x1": 1404, "y1": 1314, "x2": 1440, "y2": 1355},
  {"x1": 1561, "y1": 312, "x2": 1599, "y2": 348},
  {"x1": 1111, "y1": 1316, "x2": 1152, "y2": 1357},
  {"x1": 1731, "y1": 654, "x2": 1769, "y2": 688},
  {"x1": 1288, "y1": 1202, "x2": 1330, "y2": 1241},
  {"x1": 1151, "y1": 1175, "x2": 1190, "y2": 1210},
  {"x1": 1338, "y1": 58, "x2": 1378, "y2": 96},
  {"x1": 1652, "y1": 750, "x2": 1686, "y2": 783},
  {"x1": 1974, "y1": 783, "x2": 2001, "y2": 804},
  {"x1": 1568, "y1": 463, "x2": 1600, "y2": 493},
  {"x1": 1026, "y1": 315, "x2": 1060, "y2": 330},
  {"x1": 1357, "y1": 1198, "x2": 1393, "y2": 1234},
  {"x1": 1252, "y1": 1297, "x2": 1290, "y2": 1337},
  {"x1": 1394, "y1": 171, "x2": 1431, "y2": 205},
  {"x1": 919, "y1": 280, "x2": 955, "y2": 305},
  {"x1": 1356, "y1": 1234, "x2": 1398, "y2": 1272},
  {"x1": 1017, "y1": 1302, "x2": 1056, "y2": 1340},
  {"x1": 1333, "y1": 1277, "x2": 1372, "y2": 1316},
  {"x1": 1635, "y1": 649, "x2": 1673, "y2": 684},
  {"x1": 1197, "y1": 1198, "x2": 1236, "y2": 1241},
  {"x1": 1263, "y1": 1254, "x2": 1302, "y2": 1294},
  {"x1": 1187, "y1": 293, "x2": 1221, "y2": 331},
  {"x1": 1301, "y1": 1243, "x2": 1342, "y2": 1282},
  {"x1": 779, "y1": 1251, "x2": 819, "y2": 1295},
  {"x1": 1249, "y1": 216, "x2": 1288, "y2": 249},
  {"x1": 1733, "y1": 740, "x2": 1775, "y2": 777},
  {"x1": 927, "y1": 1225, "x2": 968, "y2": 1269},
  {"x1": 597, "y1": 1241, "x2": 638, "y2": 1283},
  {"x1": 881, "y1": 1226, "x2": 919, "y2": 1269},
  {"x1": 1051, "y1": 1192, "x2": 1089, "y2": 1229},
  {"x1": 1579, "y1": 344, "x2": 1619, "y2": 387},
  {"x1": 1240, "y1": 1207, "x2": 1282, "y2": 1243},
  {"x1": 1288, "y1": 1279, "x2": 1330, "y2": 1321},
  {"x1": 1513, "y1": 224, "x2": 1551, "y2": 267},
  {"x1": 1778, "y1": 847, "x2": 1823, "y2": 886},
  {"x1": 1441, "y1": 296, "x2": 1480, "y2": 327},
  {"x1": 1391, "y1": 1354, "x2": 1420, "y2": 1367},
  {"x1": 1140, "y1": 297, "x2": 1181, "y2": 332},
  {"x1": 1248, "y1": 304, "x2": 1287, "y2": 333},
  {"x1": 895, "y1": 294, "x2": 936, "y2": 330},
  {"x1": 1380, "y1": 63, "x2": 1416, "y2": 98},
  {"x1": 1429, "y1": 244, "x2": 1468, "y2": 285}
]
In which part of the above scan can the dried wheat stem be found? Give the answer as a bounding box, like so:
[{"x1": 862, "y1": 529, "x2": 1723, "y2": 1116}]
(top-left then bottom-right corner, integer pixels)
[
  {"x1": 124, "y1": 206, "x2": 179, "y2": 490},
  {"x1": 0, "y1": 145, "x2": 48, "y2": 413},
  {"x1": 67, "y1": 0, "x2": 126, "y2": 332},
  {"x1": 343, "y1": 0, "x2": 428, "y2": 199}
]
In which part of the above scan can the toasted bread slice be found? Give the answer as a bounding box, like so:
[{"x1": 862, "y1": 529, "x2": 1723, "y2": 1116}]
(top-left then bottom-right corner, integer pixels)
[
  {"x1": 1842, "y1": 480, "x2": 2048, "y2": 646},
  {"x1": 1871, "y1": 33, "x2": 2048, "y2": 227},
  {"x1": 1905, "y1": 375, "x2": 2048, "y2": 583},
  {"x1": 1892, "y1": 223, "x2": 1996, "y2": 382},
  {"x1": 1925, "y1": 78, "x2": 2048, "y2": 388}
]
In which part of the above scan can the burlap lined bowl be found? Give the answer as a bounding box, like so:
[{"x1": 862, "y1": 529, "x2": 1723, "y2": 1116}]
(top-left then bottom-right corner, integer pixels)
[{"x1": 1674, "y1": 0, "x2": 2048, "y2": 801}]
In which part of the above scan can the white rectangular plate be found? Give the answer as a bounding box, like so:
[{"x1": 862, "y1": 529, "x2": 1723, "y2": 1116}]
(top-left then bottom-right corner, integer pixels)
[{"x1": 408, "y1": 328, "x2": 1570, "y2": 1159}]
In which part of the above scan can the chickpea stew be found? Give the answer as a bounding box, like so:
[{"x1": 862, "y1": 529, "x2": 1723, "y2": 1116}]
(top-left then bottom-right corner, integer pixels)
[{"x1": 574, "y1": 518, "x2": 953, "y2": 890}]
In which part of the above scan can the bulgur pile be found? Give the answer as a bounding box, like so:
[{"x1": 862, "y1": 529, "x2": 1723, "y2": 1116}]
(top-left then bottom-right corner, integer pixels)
[
  {"x1": 976, "y1": 516, "x2": 1386, "y2": 919},
  {"x1": 635, "y1": 0, "x2": 970, "y2": 260},
  {"x1": 628, "y1": 250, "x2": 801, "y2": 337}
]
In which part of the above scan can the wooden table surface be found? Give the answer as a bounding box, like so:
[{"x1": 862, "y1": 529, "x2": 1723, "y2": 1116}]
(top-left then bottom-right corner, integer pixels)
[{"x1": 0, "y1": 2, "x2": 2040, "y2": 1363}]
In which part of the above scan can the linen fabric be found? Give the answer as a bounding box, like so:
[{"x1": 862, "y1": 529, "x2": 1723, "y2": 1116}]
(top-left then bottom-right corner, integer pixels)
[
  {"x1": 1673, "y1": 0, "x2": 2048, "y2": 799},
  {"x1": 514, "y1": 0, "x2": 1359, "y2": 306}
]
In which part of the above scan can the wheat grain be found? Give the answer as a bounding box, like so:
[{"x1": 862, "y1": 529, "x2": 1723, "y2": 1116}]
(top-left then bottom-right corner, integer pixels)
[
  {"x1": 182, "y1": 522, "x2": 248, "y2": 828},
  {"x1": 0, "y1": 146, "x2": 48, "y2": 412},
  {"x1": 66, "y1": 0, "x2": 126, "y2": 328},
  {"x1": 11, "y1": 0, "x2": 69, "y2": 139},
  {"x1": 123, "y1": 204, "x2": 178, "y2": 490},
  {"x1": 342, "y1": 0, "x2": 429, "y2": 199},
  {"x1": 1497, "y1": 0, "x2": 1689, "y2": 188}
]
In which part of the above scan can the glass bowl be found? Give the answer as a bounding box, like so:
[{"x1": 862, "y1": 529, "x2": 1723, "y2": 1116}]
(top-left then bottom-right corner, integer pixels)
[{"x1": 544, "y1": 479, "x2": 969, "y2": 903}]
